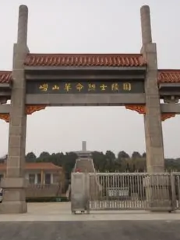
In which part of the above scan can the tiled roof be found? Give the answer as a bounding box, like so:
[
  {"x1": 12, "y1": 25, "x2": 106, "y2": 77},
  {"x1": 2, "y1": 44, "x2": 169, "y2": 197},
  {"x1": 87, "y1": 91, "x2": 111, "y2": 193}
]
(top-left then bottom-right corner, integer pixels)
[
  {"x1": 158, "y1": 70, "x2": 180, "y2": 83},
  {"x1": 0, "y1": 162, "x2": 62, "y2": 171},
  {"x1": 25, "y1": 162, "x2": 62, "y2": 170},
  {"x1": 0, "y1": 71, "x2": 12, "y2": 83},
  {"x1": 25, "y1": 53, "x2": 146, "y2": 67}
]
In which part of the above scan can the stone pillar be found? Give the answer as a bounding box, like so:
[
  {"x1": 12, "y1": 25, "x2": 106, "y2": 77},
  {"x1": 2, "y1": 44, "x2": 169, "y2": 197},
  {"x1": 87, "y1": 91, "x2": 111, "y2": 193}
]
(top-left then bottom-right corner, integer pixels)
[
  {"x1": 82, "y1": 141, "x2": 87, "y2": 151},
  {"x1": 0, "y1": 5, "x2": 29, "y2": 214},
  {"x1": 140, "y1": 5, "x2": 165, "y2": 173},
  {"x1": 35, "y1": 174, "x2": 38, "y2": 184},
  {"x1": 140, "y1": 6, "x2": 172, "y2": 212},
  {"x1": 41, "y1": 170, "x2": 44, "y2": 184}
]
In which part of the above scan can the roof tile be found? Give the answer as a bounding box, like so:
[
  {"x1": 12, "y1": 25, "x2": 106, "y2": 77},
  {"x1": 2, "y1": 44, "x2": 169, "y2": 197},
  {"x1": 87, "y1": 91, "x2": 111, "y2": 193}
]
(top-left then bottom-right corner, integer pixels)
[
  {"x1": 0, "y1": 162, "x2": 62, "y2": 171},
  {"x1": 0, "y1": 71, "x2": 12, "y2": 83},
  {"x1": 25, "y1": 53, "x2": 146, "y2": 67},
  {"x1": 158, "y1": 70, "x2": 180, "y2": 83}
]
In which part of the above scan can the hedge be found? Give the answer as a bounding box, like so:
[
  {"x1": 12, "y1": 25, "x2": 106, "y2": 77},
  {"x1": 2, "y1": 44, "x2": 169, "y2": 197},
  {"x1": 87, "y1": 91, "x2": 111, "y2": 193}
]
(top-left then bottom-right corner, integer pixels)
[{"x1": 26, "y1": 196, "x2": 68, "y2": 202}]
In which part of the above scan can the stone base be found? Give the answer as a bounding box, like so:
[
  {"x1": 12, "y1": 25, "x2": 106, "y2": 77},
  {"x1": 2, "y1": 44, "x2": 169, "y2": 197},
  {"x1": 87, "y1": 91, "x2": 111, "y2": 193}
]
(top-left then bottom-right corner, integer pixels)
[
  {"x1": 143, "y1": 175, "x2": 173, "y2": 212},
  {"x1": 0, "y1": 201, "x2": 27, "y2": 214},
  {"x1": 0, "y1": 177, "x2": 27, "y2": 214},
  {"x1": 74, "y1": 158, "x2": 102, "y2": 200}
]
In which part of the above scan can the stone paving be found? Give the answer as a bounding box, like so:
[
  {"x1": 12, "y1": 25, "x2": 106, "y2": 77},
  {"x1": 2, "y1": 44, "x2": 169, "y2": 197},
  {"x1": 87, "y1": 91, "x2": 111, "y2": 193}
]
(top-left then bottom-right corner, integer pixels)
[
  {"x1": 1, "y1": 203, "x2": 180, "y2": 240},
  {"x1": 0, "y1": 202, "x2": 180, "y2": 221}
]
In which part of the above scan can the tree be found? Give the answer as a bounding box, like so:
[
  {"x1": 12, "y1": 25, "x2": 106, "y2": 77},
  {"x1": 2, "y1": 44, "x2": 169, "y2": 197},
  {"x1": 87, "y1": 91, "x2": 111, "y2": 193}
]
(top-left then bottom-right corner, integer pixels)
[
  {"x1": 117, "y1": 151, "x2": 129, "y2": 160},
  {"x1": 105, "y1": 151, "x2": 116, "y2": 161},
  {"x1": 105, "y1": 151, "x2": 116, "y2": 172},
  {"x1": 92, "y1": 151, "x2": 106, "y2": 172},
  {"x1": 50, "y1": 152, "x2": 64, "y2": 166},
  {"x1": 38, "y1": 152, "x2": 50, "y2": 162},
  {"x1": 132, "y1": 151, "x2": 142, "y2": 159},
  {"x1": 63, "y1": 152, "x2": 77, "y2": 179},
  {"x1": 132, "y1": 164, "x2": 136, "y2": 172},
  {"x1": 26, "y1": 152, "x2": 36, "y2": 162},
  {"x1": 23, "y1": 150, "x2": 180, "y2": 176},
  {"x1": 126, "y1": 163, "x2": 130, "y2": 172}
]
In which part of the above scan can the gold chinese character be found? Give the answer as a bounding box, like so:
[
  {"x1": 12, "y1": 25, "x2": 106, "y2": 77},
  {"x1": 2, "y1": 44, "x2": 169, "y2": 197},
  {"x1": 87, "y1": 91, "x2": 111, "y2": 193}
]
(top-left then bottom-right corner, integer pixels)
[
  {"x1": 76, "y1": 83, "x2": 84, "y2": 92},
  {"x1": 111, "y1": 83, "x2": 119, "y2": 91},
  {"x1": 64, "y1": 83, "x2": 72, "y2": 92},
  {"x1": 39, "y1": 84, "x2": 48, "y2": 92},
  {"x1": 123, "y1": 83, "x2": 131, "y2": 91},
  {"x1": 100, "y1": 84, "x2": 108, "y2": 91},
  {"x1": 88, "y1": 84, "x2": 96, "y2": 91},
  {"x1": 52, "y1": 85, "x2": 60, "y2": 90}
]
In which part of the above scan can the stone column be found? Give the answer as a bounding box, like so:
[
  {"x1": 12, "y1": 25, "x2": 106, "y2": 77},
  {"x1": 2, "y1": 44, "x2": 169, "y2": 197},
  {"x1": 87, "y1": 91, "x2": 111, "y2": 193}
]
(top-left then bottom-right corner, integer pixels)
[
  {"x1": 82, "y1": 141, "x2": 87, "y2": 151},
  {"x1": 35, "y1": 174, "x2": 38, "y2": 184},
  {"x1": 50, "y1": 174, "x2": 54, "y2": 184},
  {"x1": 140, "y1": 5, "x2": 165, "y2": 173},
  {"x1": 41, "y1": 170, "x2": 44, "y2": 184},
  {"x1": 140, "y1": 6, "x2": 172, "y2": 211},
  {"x1": 0, "y1": 5, "x2": 29, "y2": 214}
]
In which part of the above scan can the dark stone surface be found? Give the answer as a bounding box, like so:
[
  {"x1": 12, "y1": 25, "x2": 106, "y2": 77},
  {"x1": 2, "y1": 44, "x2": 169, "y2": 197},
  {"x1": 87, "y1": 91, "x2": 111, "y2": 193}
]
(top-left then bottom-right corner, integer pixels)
[
  {"x1": 0, "y1": 221, "x2": 180, "y2": 240},
  {"x1": 26, "y1": 81, "x2": 145, "y2": 94}
]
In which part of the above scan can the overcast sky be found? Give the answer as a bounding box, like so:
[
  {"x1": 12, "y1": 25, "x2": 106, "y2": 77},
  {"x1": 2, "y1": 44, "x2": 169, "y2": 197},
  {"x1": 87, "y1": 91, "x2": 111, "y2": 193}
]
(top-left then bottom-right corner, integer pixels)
[{"x1": 0, "y1": 0, "x2": 180, "y2": 158}]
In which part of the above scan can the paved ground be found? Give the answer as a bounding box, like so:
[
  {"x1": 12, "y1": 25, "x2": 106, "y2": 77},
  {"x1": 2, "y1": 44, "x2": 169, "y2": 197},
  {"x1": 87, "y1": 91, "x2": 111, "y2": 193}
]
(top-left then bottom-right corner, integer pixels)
[
  {"x1": 1, "y1": 202, "x2": 180, "y2": 221},
  {"x1": 0, "y1": 203, "x2": 180, "y2": 222},
  {"x1": 0, "y1": 221, "x2": 180, "y2": 240},
  {"x1": 0, "y1": 203, "x2": 180, "y2": 240}
]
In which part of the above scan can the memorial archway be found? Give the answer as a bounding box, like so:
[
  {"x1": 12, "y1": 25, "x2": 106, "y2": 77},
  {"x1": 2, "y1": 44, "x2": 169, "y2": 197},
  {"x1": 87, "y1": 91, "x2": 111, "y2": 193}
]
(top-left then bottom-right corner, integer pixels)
[{"x1": 0, "y1": 5, "x2": 180, "y2": 213}]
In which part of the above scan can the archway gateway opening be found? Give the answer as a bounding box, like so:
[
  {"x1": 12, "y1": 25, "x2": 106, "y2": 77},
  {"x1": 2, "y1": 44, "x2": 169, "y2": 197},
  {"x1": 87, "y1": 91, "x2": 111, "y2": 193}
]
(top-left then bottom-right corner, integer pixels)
[
  {"x1": 0, "y1": 5, "x2": 180, "y2": 213},
  {"x1": 25, "y1": 106, "x2": 146, "y2": 157}
]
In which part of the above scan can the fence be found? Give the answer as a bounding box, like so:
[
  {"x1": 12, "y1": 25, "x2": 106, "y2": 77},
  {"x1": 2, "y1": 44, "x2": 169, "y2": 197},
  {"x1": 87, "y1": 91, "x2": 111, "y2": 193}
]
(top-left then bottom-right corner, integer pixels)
[
  {"x1": 173, "y1": 172, "x2": 180, "y2": 209},
  {"x1": 26, "y1": 184, "x2": 61, "y2": 198},
  {"x1": 71, "y1": 172, "x2": 180, "y2": 213}
]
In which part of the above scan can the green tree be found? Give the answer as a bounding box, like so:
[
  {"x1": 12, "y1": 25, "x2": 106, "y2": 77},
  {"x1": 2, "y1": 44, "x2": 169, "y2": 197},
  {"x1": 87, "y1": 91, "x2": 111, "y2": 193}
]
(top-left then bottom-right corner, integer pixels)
[
  {"x1": 63, "y1": 152, "x2": 77, "y2": 179},
  {"x1": 117, "y1": 151, "x2": 129, "y2": 160},
  {"x1": 105, "y1": 151, "x2": 115, "y2": 161},
  {"x1": 24, "y1": 150, "x2": 180, "y2": 175},
  {"x1": 132, "y1": 151, "x2": 142, "y2": 159},
  {"x1": 105, "y1": 151, "x2": 116, "y2": 172},
  {"x1": 37, "y1": 152, "x2": 51, "y2": 162},
  {"x1": 92, "y1": 151, "x2": 106, "y2": 172},
  {"x1": 26, "y1": 152, "x2": 36, "y2": 162}
]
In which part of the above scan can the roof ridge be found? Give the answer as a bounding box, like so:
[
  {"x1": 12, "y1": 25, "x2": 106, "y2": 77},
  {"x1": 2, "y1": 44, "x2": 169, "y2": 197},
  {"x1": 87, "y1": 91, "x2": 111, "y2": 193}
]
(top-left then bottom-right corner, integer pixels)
[
  {"x1": 0, "y1": 162, "x2": 62, "y2": 170},
  {"x1": 27, "y1": 53, "x2": 142, "y2": 56},
  {"x1": 159, "y1": 69, "x2": 180, "y2": 72}
]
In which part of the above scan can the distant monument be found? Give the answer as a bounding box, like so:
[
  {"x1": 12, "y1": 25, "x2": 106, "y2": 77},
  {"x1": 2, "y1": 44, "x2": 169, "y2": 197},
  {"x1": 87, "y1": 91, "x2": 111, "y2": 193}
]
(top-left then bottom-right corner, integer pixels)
[
  {"x1": 74, "y1": 141, "x2": 95, "y2": 172},
  {"x1": 75, "y1": 141, "x2": 92, "y2": 159}
]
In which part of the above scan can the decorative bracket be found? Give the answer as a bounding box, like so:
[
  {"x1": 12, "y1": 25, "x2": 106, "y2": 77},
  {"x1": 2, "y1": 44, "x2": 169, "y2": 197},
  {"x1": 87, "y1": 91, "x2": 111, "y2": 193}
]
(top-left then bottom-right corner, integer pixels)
[
  {"x1": 0, "y1": 114, "x2": 9, "y2": 122},
  {"x1": 0, "y1": 104, "x2": 176, "y2": 123},
  {"x1": 25, "y1": 105, "x2": 46, "y2": 115},
  {"x1": 0, "y1": 105, "x2": 46, "y2": 123},
  {"x1": 125, "y1": 105, "x2": 175, "y2": 121}
]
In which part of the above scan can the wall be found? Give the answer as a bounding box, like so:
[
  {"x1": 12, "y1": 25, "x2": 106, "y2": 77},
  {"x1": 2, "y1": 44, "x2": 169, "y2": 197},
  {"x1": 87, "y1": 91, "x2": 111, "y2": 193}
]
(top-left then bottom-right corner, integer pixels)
[
  {"x1": 26, "y1": 184, "x2": 61, "y2": 198},
  {"x1": 0, "y1": 169, "x2": 65, "y2": 198}
]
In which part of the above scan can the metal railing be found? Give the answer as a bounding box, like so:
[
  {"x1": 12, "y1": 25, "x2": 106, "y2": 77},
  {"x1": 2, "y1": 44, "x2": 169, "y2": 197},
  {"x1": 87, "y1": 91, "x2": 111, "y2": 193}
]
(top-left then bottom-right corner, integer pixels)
[
  {"x1": 71, "y1": 172, "x2": 180, "y2": 213},
  {"x1": 173, "y1": 172, "x2": 180, "y2": 209}
]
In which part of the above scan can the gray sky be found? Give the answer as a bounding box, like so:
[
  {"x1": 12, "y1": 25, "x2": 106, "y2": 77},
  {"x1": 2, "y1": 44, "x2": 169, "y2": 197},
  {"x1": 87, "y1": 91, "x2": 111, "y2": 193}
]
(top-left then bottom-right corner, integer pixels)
[{"x1": 0, "y1": 0, "x2": 180, "y2": 158}]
